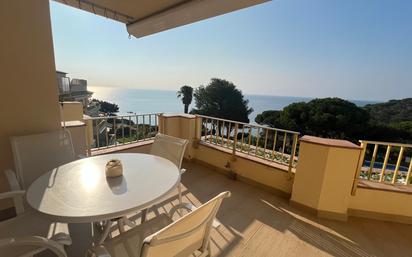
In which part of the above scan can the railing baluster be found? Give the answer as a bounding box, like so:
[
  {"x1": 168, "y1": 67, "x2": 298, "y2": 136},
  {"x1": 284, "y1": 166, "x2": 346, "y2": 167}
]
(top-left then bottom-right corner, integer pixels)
[
  {"x1": 379, "y1": 145, "x2": 391, "y2": 182},
  {"x1": 147, "y1": 114, "x2": 152, "y2": 138},
  {"x1": 240, "y1": 126, "x2": 245, "y2": 152},
  {"x1": 281, "y1": 132, "x2": 287, "y2": 163},
  {"x1": 233, "y1": 123, "x2": 238, "y2": 156},
  {"x1": 105, "y1": 118, "x2": 109, "y2": 148},
  {"x1": 136, "y1": 115, "x2": 139, "y2": 141},
  {"x1": 155, "y1": 114, "x2": 158, "y2": 133},
  {"x1": 221, "y1": 121, "x2": 225, "y2": 146},
  {"x1": 215, "y1": 120, "x2": 219, "y2": 145},
  {"x1": 113, "y1": 118, "x2": 117, "y2": 146},
  {"x1": 263, "y1": 129, "x2": 269, "y2": 159},
  {"x1": 95, "y1": 120, "x2": 100, "y2": 149},
  {"x1": 128, "y1": 116, "x2": 132, "y2": 143},
  {"x1": 392, "y1": 146, "x2": 405, "y2": 184},
  {"x1": 247, "y1": 126, "x2": 252, "y2": 155},
  {"x1": 406, "y1": 157, "x2": 412, "y2": 185},
  {"x1": 142, "y1": 115, "x2": 146, "y2": 140},
  {"x1": 209, "y1": 118, "x2": 213, "y2": 144},
  {"x1": 368, "y1": 144, "x2": 378, "y2": 180},
  {"x1": 352, "y1": 141, "x2": 367, "y2": 195},
  {"x1": 255, "y1": 127, "x2": 260, "y2": 156},
  {"x1": 288, "y1": 133, "x2": 298, "y2": 174},
  {"x1": 227, "y1": 122, "x2": 231, "y2": 148},
  {"x1": 121, "y1": 117, "x2": 125, "y2": 144},
  {"x1": 271, "y1": 131, "x2": 278, "y2": 161}
]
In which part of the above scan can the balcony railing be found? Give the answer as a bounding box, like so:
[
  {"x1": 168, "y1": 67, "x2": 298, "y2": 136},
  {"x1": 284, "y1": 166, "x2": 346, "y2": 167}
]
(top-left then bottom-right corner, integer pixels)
[
  {"x1": 355, "y1": 140, "x2": 412, "y2": 185},
  {"x1": 197, "y1": 115, "x2": 300, "y2": 173},
  {"x1": 85, "y1": 113, "x2": 161, "y2": 152}
]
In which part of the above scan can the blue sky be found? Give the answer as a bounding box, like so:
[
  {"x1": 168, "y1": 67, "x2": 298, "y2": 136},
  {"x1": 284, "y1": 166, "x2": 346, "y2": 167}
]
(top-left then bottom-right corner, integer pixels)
[{"x1": 50, "y1": 0, "x2": 411, "y2": 101}]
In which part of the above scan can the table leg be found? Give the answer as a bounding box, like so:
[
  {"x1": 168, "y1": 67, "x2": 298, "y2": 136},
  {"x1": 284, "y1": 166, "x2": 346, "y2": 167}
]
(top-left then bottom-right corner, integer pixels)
[
  {"x1": 122, "y1": 216, "x2": 136, "y2": 228},
  {"x1": 141, "y1": 209, "x2": 148, "y2": 223},
  {"x1": 97, "y1": 220, "x2": 113, "y2": 245}
]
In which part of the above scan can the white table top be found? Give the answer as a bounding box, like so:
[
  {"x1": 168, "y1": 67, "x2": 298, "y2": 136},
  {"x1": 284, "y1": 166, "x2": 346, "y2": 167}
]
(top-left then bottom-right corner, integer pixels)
[{"x1": 26, "y1": 153, "x2": 180, "y2": 223}]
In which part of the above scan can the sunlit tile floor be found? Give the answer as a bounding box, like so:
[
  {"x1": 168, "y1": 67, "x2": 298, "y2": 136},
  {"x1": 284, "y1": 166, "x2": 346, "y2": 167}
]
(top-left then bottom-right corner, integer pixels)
[{"x1": 63, "y1": 161, "x2": 412, "y2": 257}]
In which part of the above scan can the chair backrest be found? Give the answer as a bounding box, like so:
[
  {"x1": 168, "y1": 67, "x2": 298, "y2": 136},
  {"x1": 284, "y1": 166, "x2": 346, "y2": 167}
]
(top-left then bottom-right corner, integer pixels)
[
  {"x1": 10, "y1": 130, "x2": 75, "y2": 189},
  {"x1": 141, "y1": 191, "x2": 231, "y2": 257},
  {"x1": 150, "y1": 134, "x2": 188, "y2": 170}
]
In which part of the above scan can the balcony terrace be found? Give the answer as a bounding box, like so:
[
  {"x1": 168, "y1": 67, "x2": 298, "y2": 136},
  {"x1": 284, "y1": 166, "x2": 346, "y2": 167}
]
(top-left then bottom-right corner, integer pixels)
[
  {"x1": 1, "y1": 2, "x2": 412, "y2": 256},
  {"x1": 50, "y1": 104, "x2": 412, "y2": 256},
  {"x1": 64, "y1": 160, "x2": 412, "y2": 257}
]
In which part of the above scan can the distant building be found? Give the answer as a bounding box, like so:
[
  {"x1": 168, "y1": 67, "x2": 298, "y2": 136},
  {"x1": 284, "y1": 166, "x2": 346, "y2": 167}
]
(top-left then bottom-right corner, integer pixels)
[{"x1": 56, "y1": 71, "x2": 94, "y2": 109}]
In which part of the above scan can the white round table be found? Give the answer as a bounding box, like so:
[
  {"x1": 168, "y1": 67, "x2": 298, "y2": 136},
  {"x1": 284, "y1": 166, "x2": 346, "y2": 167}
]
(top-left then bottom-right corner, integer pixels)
[{"x1": 26, "y1": 153, "x2": 180, "y2": 223}]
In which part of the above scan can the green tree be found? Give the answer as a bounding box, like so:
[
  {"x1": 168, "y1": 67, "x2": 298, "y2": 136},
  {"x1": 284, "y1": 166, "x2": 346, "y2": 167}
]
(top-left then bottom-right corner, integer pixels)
[
  {"x1": 91, "y1": 99, "x2": 119, "y2": 114},
  {"x1": 191, "y1": 78, "x2": 253, "y2": 123},
  {"x1": 364, "y1": 98, "x2": 412, "y2": 124},
  {"x1": 255, "y1": 98, "x2": 370, "y2": 140},
  {"x1": 177, "y1": 85, "x2": 193, "y2": 113}
]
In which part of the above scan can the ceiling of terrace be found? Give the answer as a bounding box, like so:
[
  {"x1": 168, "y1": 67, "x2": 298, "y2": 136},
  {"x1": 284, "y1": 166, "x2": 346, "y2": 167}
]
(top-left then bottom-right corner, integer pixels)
[{"x1": 55, "y1": 0, "x2": 270, "y2": 38}]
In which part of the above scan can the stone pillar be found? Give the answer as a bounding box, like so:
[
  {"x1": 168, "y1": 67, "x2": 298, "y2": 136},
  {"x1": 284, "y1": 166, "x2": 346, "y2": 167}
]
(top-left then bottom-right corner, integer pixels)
[
  {"x1": 160, "y1": 114, "x2": 197, "y2": 160},
  {"x1": 291, "y1": 136, "x2": 361, "y2": 221}
]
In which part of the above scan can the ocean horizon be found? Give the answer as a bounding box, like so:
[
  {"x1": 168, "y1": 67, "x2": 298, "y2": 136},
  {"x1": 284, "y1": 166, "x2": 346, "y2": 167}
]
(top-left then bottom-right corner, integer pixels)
[{"x1": 89, "y1": 87, "x2": 380, "y2": 122}]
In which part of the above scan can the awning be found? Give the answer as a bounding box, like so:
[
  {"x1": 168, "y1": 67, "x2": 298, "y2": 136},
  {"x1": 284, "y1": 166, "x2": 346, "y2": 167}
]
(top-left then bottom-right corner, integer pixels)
[{"x1": 55, "y1": 0, "x2": 270, "y2": 38}]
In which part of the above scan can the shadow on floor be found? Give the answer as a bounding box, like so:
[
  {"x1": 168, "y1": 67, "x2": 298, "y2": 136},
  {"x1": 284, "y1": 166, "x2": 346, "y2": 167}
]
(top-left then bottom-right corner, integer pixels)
[{"x1": 181, "y1": 161, "x2": 412, "y2": 257}]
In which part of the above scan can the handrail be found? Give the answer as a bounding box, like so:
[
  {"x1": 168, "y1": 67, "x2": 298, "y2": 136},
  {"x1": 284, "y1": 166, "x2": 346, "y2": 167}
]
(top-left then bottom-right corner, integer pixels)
[
  {"x1": 353, "y1": 140, "x2": 412, "y2": 191},
  {"x1": 84, "y1": 113, "x2": 161, "y2": 153},
  {"x1": 359, "y1": 140, "x2": 412, "y2": 148},
  {"x1": 85, "y1": 113, "x2": 162, "y2": 120},
  {"x1": 197, "y1": 115, "x2": 300, "y2": 174},
  {"x1": 196, "y1": 115, "x2": 300, "y2": 135}
]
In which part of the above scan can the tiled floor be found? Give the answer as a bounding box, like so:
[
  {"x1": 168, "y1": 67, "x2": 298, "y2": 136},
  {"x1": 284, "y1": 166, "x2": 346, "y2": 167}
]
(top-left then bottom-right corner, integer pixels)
[{"x1": 65, "y1": 161, "x2": 412, "y2": 257}]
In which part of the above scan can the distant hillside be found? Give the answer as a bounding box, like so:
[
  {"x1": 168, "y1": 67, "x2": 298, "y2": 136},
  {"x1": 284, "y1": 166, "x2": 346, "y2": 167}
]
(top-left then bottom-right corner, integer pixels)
[{"x1": 364, "y1": 98, "x2": 412, "y2": 124}]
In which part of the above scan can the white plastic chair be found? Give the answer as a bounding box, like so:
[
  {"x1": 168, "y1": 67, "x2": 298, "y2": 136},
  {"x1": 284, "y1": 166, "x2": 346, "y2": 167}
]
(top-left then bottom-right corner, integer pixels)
[
  {"x1": 150, "y1": 133, "x2": 188, "y2": 204},
  {"x1": 0, "y1": 236, "x2": 67, "y2": 257},
  {"x1": 0, "y1": 170, "x2": 71, "y2": 257},
  {"x1": 10, "y1": 129, "x2": 76, "y2": 189},
  {"x1": 87, "y1": 191, "x2": 231, "y2": 257},
  {"x1": 0, "y1": 130, "x2": 76, "y2": 256}
]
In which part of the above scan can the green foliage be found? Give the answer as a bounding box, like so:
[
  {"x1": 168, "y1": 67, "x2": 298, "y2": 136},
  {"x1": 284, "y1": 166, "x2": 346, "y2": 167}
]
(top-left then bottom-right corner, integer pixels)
[
  {"x1": 255, "y1": 98, "x2": 370, "y2": 140},
  {"x1": 177, "y1": 85, "x2": 194, "y2": 113},
  {"x1": 255, "y1": 98, "x2": 412, "y2": 143},
  {"x1": 364, "y1": 98, "x2": 412, "y2": 124},
  {"x1": 191, "y1": 78, "x2": 253, "y2": 123},
  {"x1": 391, "y1": 121, "x2": 412, "y2": 135},
  {"x1": 91, "y1": 99, "x2": 119, "y2": 114}
]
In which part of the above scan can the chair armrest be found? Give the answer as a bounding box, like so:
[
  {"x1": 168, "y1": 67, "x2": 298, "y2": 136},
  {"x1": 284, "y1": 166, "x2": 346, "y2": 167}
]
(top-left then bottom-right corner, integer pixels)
[
  {"x1": 86, "y1": 245, "x2": 112, "y2": 257},
  {"x1": 0, "y1": 236, "x2": 67, "y2": 257},
  {"x1": 4, "y1": 169, "x2": 21, "y2": 191},
  {"x1": 180, "y1": 168, "x2": 186, "y2": 175},
  {"x1": 168, "y1": 202, "x2": 194, "y2": 219},
  {"x1": 0, "y1": 190, "x2": 25, "y2": 200}
]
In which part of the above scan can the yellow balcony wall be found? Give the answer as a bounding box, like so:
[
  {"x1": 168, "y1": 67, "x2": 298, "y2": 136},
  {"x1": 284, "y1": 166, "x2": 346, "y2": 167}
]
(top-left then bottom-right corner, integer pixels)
[
  {"x1": 349, "y1": 188, "x2": 412, "y2": 223},
  {"x1": 60, "y1": 102, "x2": 84, "y2": 121},
  {"x1": 0, "y1": 0, "x2": 61, "y2": 211}
]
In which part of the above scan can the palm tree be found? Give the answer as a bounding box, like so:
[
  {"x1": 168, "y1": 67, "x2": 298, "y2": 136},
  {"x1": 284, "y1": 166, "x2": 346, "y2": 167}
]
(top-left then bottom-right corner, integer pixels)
[{"x1": 177, "y1": 85, "x2": 193, "y2": 113}]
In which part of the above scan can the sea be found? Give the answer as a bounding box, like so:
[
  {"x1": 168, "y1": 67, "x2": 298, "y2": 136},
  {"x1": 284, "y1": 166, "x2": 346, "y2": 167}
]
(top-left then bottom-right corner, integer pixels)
[{"x1": 89, "y1": 87, "x2": 379, "y2": 122}]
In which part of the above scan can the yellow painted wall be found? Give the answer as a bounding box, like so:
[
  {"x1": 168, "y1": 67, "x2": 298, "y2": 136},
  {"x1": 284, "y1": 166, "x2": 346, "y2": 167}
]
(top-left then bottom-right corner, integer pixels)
[
  {"x1": 195, "y1": 144, "x2": 293, "y2": 195},
  {"x1": 67, "y1": 125, "x2": 87, "y2": 157},
  {"x1": 161, "y1": 114, "x2": 197, "y2": 159},
  {"x1": 349, "y1": 188, "x2": 412, "y2": 223},
  {"x1": 318, "y1": 147, "x2": 360, "y2": 214},
  {"x1": 291, "y1": 138, "x2": 361, "y2": 220},
  {"x1": 112, "y1": 143, "x2": 152, "y2": 154},
  {"x1": 61, "y1": 102, "x2": 84, "y2": 121},
  {"x1": 0, "y1": 0, "x2": 60, "y2": 209},
  {"x1": 291, "y1": 142, "x2": 328, "y2": 209}
]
